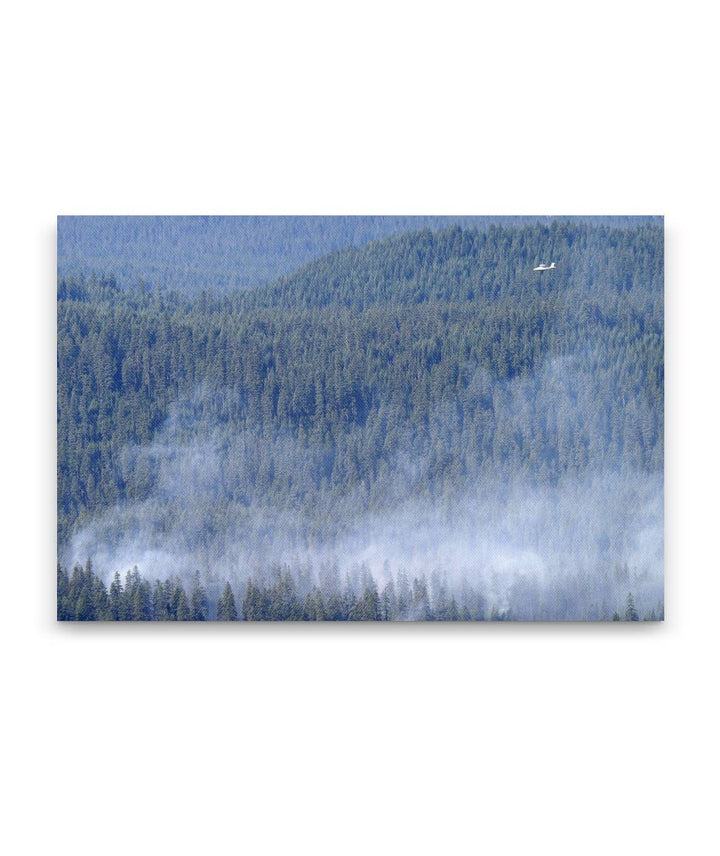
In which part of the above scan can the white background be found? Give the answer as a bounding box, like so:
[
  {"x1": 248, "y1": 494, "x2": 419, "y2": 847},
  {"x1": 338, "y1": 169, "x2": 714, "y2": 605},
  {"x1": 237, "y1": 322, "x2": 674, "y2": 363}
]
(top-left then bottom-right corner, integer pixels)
[{"x1": 2, "y1": 1, "x2": 718, "y2": 854}]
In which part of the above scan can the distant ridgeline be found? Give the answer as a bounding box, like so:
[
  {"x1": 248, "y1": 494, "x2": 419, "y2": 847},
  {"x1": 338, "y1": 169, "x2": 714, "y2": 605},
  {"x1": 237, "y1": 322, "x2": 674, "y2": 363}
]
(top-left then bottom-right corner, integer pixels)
[
  {"x1": 57, "y1": 215, "x2": 661, "y2": 294},
  {"x1": 57, "y1": 220, "x2": 664, "y2": 620}
]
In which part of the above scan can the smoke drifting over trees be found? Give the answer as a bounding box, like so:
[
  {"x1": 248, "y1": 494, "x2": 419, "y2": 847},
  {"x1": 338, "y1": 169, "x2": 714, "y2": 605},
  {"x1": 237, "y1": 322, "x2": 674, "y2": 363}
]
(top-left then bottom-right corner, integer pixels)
[{"x1": 57, "y1": 218, "x2": 664, "y2": 620}]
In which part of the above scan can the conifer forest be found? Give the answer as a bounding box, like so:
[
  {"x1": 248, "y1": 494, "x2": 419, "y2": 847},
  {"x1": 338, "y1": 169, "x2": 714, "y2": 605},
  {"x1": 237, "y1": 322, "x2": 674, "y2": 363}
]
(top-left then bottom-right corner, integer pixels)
[{"x1": 57, "y1": 216, "x2": 664, "y2": 621}]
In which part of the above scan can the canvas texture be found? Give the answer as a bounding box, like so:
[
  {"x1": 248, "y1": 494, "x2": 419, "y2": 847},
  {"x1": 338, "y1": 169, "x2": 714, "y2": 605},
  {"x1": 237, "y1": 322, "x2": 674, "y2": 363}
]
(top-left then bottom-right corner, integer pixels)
[{"x1": 57, "y1": 216, "x2": 664, "y2": 621}]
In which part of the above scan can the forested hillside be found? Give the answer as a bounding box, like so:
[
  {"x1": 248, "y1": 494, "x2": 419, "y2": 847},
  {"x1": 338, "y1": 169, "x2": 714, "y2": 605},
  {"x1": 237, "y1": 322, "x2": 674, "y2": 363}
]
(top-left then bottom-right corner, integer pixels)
[
  {"x1": 57, "y1": 220, "x2": 664, "y2": 620},
  {"x1": 57, "y1": 215, "x2": 661, "y2": 294}
]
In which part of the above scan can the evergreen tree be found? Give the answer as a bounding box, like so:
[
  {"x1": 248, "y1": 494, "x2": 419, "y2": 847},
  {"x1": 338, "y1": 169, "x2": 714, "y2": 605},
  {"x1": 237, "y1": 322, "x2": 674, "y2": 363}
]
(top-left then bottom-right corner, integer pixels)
[
  {"x1": 57, "y1": 564, "x2": 70, "y2": 620},
  {"x1": 303, "y1": 587, "x2": 326, "y2": 621},
  {"x1": 176, "y1": 590, "x2": 190, "y2": 621},
  {"x1": 190, "y1": 572, "x2": 208, "y2": 621},
  {"x1": 217, "y1": 582, "x2": 238, "y2": 621},
  {"x1": 380, "y1": 580, "x2": 397, "y2": 621},
  {"x1": 109, "y1": 572, "x2": 125, "y2": 620},
  {"x1": 350, "y1": 583, "x2": 380, "y2": 621},
  {"x1": 92, "y1": 575, "x2": 110, "y2": 620},
  {"x1": 624, "y1": 592, "x2": 640, "y2": 621}
]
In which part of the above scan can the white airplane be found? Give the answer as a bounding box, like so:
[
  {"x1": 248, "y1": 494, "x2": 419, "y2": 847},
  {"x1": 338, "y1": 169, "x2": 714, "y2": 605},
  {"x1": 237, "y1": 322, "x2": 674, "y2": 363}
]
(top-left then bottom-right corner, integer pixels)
[{"x1": 533, "y1": 262, "x2": 556, "y2": 271}]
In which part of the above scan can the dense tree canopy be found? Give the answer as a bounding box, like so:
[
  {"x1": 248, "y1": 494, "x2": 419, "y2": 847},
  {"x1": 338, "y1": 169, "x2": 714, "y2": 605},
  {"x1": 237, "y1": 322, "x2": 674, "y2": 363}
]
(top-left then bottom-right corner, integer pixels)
[
  {"x1": 56, "y1": 562, "x2": 663, "y2": 622},
  {"x1": 57, "y1": 215, "x2": 660, "y2": 293},
  {"x1": 57, "y1": 220, "x2": 664, "y2": 620}
]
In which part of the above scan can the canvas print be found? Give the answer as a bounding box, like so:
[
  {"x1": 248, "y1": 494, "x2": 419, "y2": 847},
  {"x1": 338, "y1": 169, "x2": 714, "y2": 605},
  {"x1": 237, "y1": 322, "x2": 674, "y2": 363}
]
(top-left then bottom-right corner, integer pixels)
[{"x1": 57, "y1": 216, "x2": 664, "y2": 621}]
